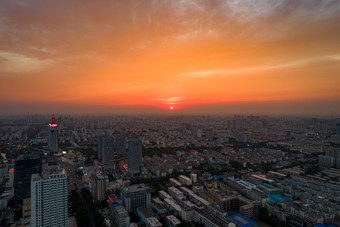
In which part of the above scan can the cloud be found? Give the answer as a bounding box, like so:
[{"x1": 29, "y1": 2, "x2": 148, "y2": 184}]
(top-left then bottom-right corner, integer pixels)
[
  {"x1": 149, "y1": 97, "x2": 185, "y2": 104},
  {"x1": 0, "y1": 0, "x2": 340, "y2": 114},
  {"x1": 0, "y1": 51, "x2": 56, "y2": 73},
  {"x1": 180, "y1": 55, "x2": 340, "y2": 77}
]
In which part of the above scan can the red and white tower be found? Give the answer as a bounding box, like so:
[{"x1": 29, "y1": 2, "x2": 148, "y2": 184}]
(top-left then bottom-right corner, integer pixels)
[{"x1": 48, "y1": 116, "x2": 58, "y2": 153}]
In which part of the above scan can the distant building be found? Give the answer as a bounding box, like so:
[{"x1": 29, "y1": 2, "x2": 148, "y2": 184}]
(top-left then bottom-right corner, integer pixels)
[
  {"x1": 30, "y1": 170, "x2": 68, "y2": 227},
  {"x1": 235, "y1": 132, "x2": 247, "y2": 143},
  {"x1": 128, "y1": 138, "x2": 142, "y2": 176},
  {"x1": 48, "y1": 116, "x2": 58, "y2": 153},
  {"x1": 121, "y1": 184, "x2": 151, "y2": 212},
  {"x1": 206, "y1": 128, "x2": 213, "y2": 141},
  {"x1": 14, "y1": 154, "x2": 41, "y2": 209},
  {"x1": 115, "y1": 132, "x2": 127, "y2": 156},
  {"x1": 336, "y1": 123, "x2": 340, "y2": 135},
  {"x1": 98, "y1": 136, "x2": 115, "y2": 165},
  {"x1": 91, "y1": 173, "x2": 106, "y2": 201},
  {"x1": 319, "y1": 147, "x2": 340, "y2": 169}
]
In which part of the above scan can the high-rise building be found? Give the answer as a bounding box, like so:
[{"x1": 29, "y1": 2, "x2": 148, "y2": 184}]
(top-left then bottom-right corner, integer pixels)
[
  {"x1": 115, "y1": 132, "x2": 127, "y2": 156},
  {"x1": 14, "y1": 154, "x2": 41, "y2": 209},
  {"x1": 91, "y1": 173, "x2": 106, "y2": 202},
  {"x1": 48, "y1": 116, "x2": 58, "y2": 153},
  {"x1": 336, "y1": 123, "x2": 340, "y2": 135},
  {"x1": 30, "y1": 170, "x2": 68, "y2": 227},
  {"x1": 98, "y1": 136, "x2": 115, "y2": 165},
  {"x1": 121, "y1": 184, "x2": 151, "y2": 212},
  {"x1": 128, "y1": 138, "x2": 142, "y2": 176}
]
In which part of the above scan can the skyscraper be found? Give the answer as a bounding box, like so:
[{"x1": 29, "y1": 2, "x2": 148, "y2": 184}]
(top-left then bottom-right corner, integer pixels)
[
  {"x1": 114, "y1": 132, "x2": 127, "y2": 156},
  {"x1": 48, "y1": 116, "x2": 58, "y2": 153},
  {"x1": 98, "y1": 136, "x2": 115, "y2": 165},
  {"x1": 128, "y1": 138, "x2": 142, "y2": 176},
  {"x1": 30, "y1": 170, "x2": 68, "y2": 227},
  {"x1": 14, "y1": 154, "x2": 41, "y2": 209}
]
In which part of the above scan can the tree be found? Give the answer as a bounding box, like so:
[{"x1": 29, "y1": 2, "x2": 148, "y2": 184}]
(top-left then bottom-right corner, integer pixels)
[
  {"x1": 93, "y1": 211, "x2": 105, "y2": 227},
  {"x1": 76, "y1": 207, "x2": 91, "y2": 227},
  {"x1": 69, "y1": 190, "x2": 83, "y2": 214}
]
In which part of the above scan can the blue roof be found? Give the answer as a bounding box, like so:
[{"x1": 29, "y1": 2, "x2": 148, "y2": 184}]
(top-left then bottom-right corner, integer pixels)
[
  {"x1": 111, "y1": 203, "x2": 121, "y2": 208},
  {"x1": 265, "y1": 194, "x2": 294, "y2": 204},
  {"x1": 229, "y1": 213, "x2": 258, "y2": 227},
  {"x1": 260, "y1": 183, "x2": 282, "y2": 190},
  {"x1": 315, "y1": 224, "x2": 337, "y2": 227}
]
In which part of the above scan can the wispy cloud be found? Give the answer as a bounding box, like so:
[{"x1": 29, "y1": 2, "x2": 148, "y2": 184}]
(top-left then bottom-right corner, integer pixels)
[
  {"x1": 0, "y1": 51, "x2": 56, "y2": 73},
  {"x1": 181, "y1": 55, "x2": 340, "y2": 77},
  {"x1": 149, "y1": 97, "x2": 185, "y2": 104}
]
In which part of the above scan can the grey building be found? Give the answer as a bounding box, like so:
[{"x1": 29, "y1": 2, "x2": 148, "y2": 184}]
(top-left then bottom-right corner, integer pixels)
[
  {"x1": 128, "y1": 138, "x2": 142, "y2": 176},
  {"x1": 98, "y1": 136, "x2": 115, "y2": 165},
  {"x1": 121, "y1": 184, "x2": 151, "y2": 212},
  {"x1": 115, "y1": 132, "x2": 127, "y2": 156},
  {"x1": 91, "y1": 173, "x2": 106, "y2": 202}
]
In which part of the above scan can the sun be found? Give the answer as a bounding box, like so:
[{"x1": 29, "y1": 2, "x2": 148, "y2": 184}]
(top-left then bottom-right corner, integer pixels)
[{"x1": 170, "y1": 106, "x2": 174, "y2": 110}]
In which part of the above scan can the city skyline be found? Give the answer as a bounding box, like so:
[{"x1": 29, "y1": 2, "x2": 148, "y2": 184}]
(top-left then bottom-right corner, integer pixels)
[{"x1": 1, "y1": 0, "x2": 340, "y2": 115}]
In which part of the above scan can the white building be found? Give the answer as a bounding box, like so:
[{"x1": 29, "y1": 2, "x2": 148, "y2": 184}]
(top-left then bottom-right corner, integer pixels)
[
  {"x1": 178, "y1": 175, "x2": 192, "y2": 185},
  {"x1": 146, "y1": 217, "x2": 162, "y2": 227},
  {"x1": 168, "y1": 187, "x2": 184, "y2": 200},
  {"x1": 121, "y1": 184, "x2": 151, "y2": 212},
  {"x1": 190, "y1": 173, "x2": 197, "y2": 183},
  {"x1": 30, "y1": 171, "x2": 68, "y2": 227},
  {"x1": 113, "y1": 205, "x2": 130, "y2": 227}
]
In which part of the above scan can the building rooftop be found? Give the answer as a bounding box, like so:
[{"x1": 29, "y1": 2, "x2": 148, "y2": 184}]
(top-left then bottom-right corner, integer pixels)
[{"x1": 229, "y1": 213, "x2": 258, "y2": 227}]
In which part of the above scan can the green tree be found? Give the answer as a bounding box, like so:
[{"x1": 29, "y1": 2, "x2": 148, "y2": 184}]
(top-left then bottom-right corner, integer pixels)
[
  {"x1": 93, "y1": 211, "x2": 105, "y2": 227},
  {"x1": 76, "y1": 207, "x2": 91, "y2": 227},
  {"x1": 69, "y1": 190, "x2": 83, "y2": 214}
]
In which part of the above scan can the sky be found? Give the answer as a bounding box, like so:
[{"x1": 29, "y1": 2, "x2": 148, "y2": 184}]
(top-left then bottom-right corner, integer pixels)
[{"x1": 0, "y1": 0, "x2": 340, "y2": 116}]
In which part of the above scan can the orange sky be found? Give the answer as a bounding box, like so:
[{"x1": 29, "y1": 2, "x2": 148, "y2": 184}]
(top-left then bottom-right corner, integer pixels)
[{"x1": 0, "y1": 0, "x2": 340, "y2": 115}]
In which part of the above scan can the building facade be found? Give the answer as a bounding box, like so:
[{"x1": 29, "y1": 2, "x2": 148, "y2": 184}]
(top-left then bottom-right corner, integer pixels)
[
  {"x1": 98, "y1": 136, "x2": 115, "y2": 165},
  {"x1": 91, "y1": 173, "x2": 106, "y2": 201},
  {"x1": 128, "y1": 138, "x2": 142, "y2": 175},
  {"x1": 14, "y1": 155, "x2": 41, "y2": 209},
  {"x1": 30, "y1": 171, "x2": 68, "y2": 227},
  {"x1": 121, "y1": 184, "x2": 151, "y2": 212}
]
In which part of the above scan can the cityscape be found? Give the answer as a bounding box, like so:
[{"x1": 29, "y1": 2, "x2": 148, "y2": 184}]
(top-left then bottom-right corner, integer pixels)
[
  {"x1": 1, "y1": 0, "x2": 340, "y2": 227},
  {"x1": 0, "y1": 114, "x2": 339, "y2": 226}
]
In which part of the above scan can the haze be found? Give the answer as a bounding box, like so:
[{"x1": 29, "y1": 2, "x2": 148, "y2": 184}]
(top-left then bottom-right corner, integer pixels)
[{"x1": 1, "y1": 0, "x2": 340, "y2": 116}]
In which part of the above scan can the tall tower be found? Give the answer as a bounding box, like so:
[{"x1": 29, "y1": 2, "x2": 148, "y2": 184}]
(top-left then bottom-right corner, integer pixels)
[{"x1": 48, "y1": 116, "x2": 58, "y2": 154}]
